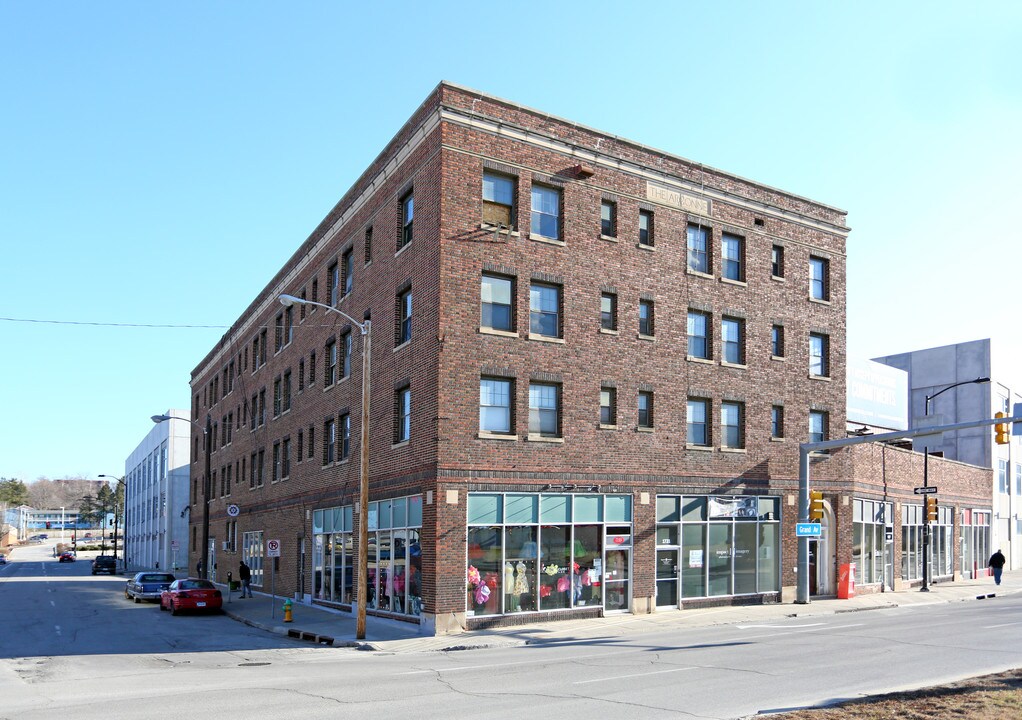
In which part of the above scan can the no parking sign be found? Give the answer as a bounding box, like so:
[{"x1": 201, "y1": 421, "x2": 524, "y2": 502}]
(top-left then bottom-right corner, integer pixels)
[{"x1": 266, "y1": 539, "x2": 281, "y2": 557}]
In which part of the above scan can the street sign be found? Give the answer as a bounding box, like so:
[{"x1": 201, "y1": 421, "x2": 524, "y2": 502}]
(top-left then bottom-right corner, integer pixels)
[
  {"x1": 913, "y1": 486, "x2": 938, "y2": 495},
  {"x1": 266, "y1": 539, "x2": 281, "y2": 557},
  {"x1": 796, "y1": 523, "x2": 822, "y2": 537}
]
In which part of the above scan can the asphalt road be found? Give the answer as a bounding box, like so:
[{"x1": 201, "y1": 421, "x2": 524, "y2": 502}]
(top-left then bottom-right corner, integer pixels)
[{"x1": 3, "y1": 542, "x2": 1022, "y2": 720}]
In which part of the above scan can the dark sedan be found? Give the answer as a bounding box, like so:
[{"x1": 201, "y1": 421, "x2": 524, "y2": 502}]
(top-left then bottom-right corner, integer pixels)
[
  {"x1": 125, "y1": 572, "x2": 177, "y2": 603},
  {"x1": 160, "y1": 578, "x2": 223, "y2": 615}
]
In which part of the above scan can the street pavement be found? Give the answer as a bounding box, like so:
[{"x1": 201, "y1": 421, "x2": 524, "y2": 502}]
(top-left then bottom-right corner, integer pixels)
[{"x1": 215, "y1": 571, "x2": 1021, "y2": 653}]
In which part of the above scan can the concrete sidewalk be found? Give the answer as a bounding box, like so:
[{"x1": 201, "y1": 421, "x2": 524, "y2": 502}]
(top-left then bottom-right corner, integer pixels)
[{"x1": 220, "y1": 572, "x2": 1021, "y2": 653}]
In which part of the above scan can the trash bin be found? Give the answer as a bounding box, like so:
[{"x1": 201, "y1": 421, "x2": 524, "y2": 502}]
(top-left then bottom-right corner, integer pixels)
[{"x1": 837, "y1": 562, "x2": 856, "y2": 599}]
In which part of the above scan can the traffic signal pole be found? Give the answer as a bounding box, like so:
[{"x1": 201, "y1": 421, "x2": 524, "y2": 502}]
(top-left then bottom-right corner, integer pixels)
[{"x1": 797, "y1": 412, "x2": 1020, "y2": 604}]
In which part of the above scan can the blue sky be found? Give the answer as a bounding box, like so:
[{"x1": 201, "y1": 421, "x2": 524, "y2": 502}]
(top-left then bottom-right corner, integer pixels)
[{"x1": 2, "y1": 2, "x2": 1019, "y2": 482}]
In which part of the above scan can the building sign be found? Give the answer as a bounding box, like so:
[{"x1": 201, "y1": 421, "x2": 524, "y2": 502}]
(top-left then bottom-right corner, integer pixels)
[
  {"x1": 708, "y1": 496, "x2": 758, "y2": 518},
  {"x1": 646, "y1": 181, "x2": 710, "y2": 216},
  {"x1": 847, "y1": 358, "x2": 908, "y2": 430}
]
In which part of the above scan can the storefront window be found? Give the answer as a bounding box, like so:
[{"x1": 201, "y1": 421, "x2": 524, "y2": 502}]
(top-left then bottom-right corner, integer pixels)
[
  {"x1": 854, "y1": 499, "x2": 891, "y2": 586},
  {"x1": 466, "y1": 492, "x2": 630, "y2": 616},
  {"x1": 657, "y1": 495, "x2": 780, "y2": 606}
]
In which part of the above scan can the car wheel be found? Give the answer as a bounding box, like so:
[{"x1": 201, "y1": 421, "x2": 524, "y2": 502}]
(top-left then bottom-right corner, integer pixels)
[{"x1": 125, "y1": 591, "x2": 131, "y2": 600}]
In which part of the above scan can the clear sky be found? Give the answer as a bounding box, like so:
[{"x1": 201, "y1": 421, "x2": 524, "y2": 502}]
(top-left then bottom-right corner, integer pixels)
[{"x1": 2, "y1": 2, "x2": 1019, "y2": 482}]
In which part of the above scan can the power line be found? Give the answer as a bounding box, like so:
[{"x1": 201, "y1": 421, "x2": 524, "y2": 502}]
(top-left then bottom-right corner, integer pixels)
[{"x1": 0, "y1": 317, "x2": 229, "y2": 329}]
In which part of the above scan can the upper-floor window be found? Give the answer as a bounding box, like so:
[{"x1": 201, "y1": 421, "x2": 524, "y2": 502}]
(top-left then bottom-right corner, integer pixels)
[
  {"x1": 722, "y1": 233, "x2": 744, "y2": 282},
  {"x1": 480, "y1": 378, "x2": 513, "y2": 435},
  {"x1": 284, "y1": 306, "x2": 293, "y2": 346},
  {"x1": 772, "y1": 325, "x2": 785, "y2": 358},
  {"x1": 481, "y1": 274, "x2": 514, "y2": 332},
  {"x1": 530, "y1": 283, "x2": 561, "y2": 338},
  {"x1": 638, "y1": 210, "x2": 654, "y2": 247},
  {"x1": 325, "y1": 338, "x2": 337, "y2": 386},
  {"x1": 328, "y1": 261, "x2": 340, "y2": 306},
  {"x1": 274, "y1": 313, "x2": 284, "y2": 353},
  {"x1": 772, "y1": 245, "x2": 784, "y2": 278},
  {"x1": 721, "y1": 401, "x2": 744, "y2": 448},
  {"x1": 687, "y1": 398, "x2": 709, "y2": 447},
  {"x1": 399, "y1": 192, "x2": 414, "y2": 250},
  {"x1": 810, "y1": 256, "x2": 830, "y2": 301},
  {"x1": 809, "y1": 410, "x2": 828, "y2": 443},
  {"x1": 324, "y1": 418, "x2": 336, "y2": 465},
  {"x1": 483, "y1": 172, "x2": 515, "y2": 228},
  {"x1": 722, "y1": 317, "x2": 745, "y2": 365},
  {"x1": 600, "y1": 293, "x2": 617, "y2": 331},
  {"x1": 639, "y1": 299, "x2": 654, "y2": 337},
  {"x1": 998, "y1": 460, "x2": 1008, "y2": 494},
  {"x1": 364, "y1": 226, "x2": 373, "y2": 265},
  {"x1": 687, "y1": 224, "x2": 709, "y2": 273},
  {"x1": 282, "y1": 370, "x2": 291, "y2": 412},
  {"x1": 342, "y1": 248, "x2": 354, "y2": 297},
  {"x1": 809, "y1": 333, "x2": 830, "y2": 377},
  {"x1": 687, "y1": 310, "x2": 710, "y2": 359},
  {"x1": 531, "y1": 185, "x2": 561, "y2": 240},
  {"x1": 600, "y1": 386, "x2": 617, "y2": 426},
  {"x1": 341, "y1": 331, "x2": 352, "y2": 379},
  {"x1": 340, "y1": 413, "x2": 351, "y2": 462},
  {"x1": 771, "y1": 406, "x2": 785, "y2": 439},
  {"x1": 395, "y1": 386, "x2": 412, "y2": 443},
  {"x1": 638, "y1": 391, "x2": 654, "y2": 429},
  {"x1": 601, "y1": 200, "x2": 617, "y2": 238},
  {"x1": 529, "y1": 383, "x2": 560, "y2": 438},
  {"x1": 396, "y1": 287, "x2": 412, "y2": 346}
]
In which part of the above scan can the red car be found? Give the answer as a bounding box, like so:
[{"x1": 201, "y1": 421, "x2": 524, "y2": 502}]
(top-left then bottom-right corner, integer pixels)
[
  {"x1": 58, "y1": 551, "x2": 75, "y2": 562},
  {"x1": 160, "y1": 578, "x2": 223, "y2": 615}
]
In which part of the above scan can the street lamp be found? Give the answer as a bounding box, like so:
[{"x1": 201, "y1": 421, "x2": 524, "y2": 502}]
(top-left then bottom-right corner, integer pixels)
[
  {"x1": 920, "y1": 376, "x2": 990, "y2": 591},
  {"x1": 279, "y1": 293, "x2": 372, "y2": 640},
  {"x1": 99, "y1": 475, "x2": 125, "y2": 572},
  {"x1": 153, "y1": 413, "x2": 211, "y2": 580}
]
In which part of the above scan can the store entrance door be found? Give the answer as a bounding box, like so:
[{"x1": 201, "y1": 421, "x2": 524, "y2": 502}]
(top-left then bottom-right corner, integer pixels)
[{"x1": 604, "y1": 527, "x2": 631, "y2": 612}]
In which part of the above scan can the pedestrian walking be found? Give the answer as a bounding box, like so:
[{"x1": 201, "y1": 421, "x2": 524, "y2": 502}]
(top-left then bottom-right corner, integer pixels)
[
  {"x1": 239, "y1": 560, "x2": 253, "y2": 598},
  {"x1": 988, "y1": 549, "x2": 1006, "y2": 585}
]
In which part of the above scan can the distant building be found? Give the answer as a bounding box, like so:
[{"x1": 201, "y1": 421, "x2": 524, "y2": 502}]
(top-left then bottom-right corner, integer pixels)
[
  {"x1": 121, "y1": 409, "x2": 191, "y2": 571},
  {"x1": 875, "y1": 338, "x2": 1020, "y2": 568}
]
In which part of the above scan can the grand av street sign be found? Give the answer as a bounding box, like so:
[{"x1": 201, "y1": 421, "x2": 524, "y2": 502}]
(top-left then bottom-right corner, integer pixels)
[{"x1": 796, "y1": 523, "x2": 822, "y2": 537}]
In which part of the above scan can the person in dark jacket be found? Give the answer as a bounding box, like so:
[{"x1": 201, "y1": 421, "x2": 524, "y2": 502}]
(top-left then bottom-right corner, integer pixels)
[
  {"x1": 988, "y1": 549, "x2": 1006, "y2": 585},
  {"x1": 239, "y1": 560, "x2": 253, "y2": 598}
]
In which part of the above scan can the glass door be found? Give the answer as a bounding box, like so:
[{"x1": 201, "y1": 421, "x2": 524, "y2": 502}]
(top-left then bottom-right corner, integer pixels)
[{"x1": 604, "y1": 527, "x2": 631, "y2": 612}]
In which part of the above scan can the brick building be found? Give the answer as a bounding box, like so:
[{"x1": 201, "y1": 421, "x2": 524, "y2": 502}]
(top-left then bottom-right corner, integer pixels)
[{"x1": 185, "y1": 82, "x2": 985, "y2": 635}]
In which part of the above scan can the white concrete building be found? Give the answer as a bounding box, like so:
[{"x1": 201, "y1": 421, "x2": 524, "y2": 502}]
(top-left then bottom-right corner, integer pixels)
[
  {"x1": 122, "y1": 409, "x2": 191, "y2": 572},
  {"x1": 875, "y1": 339, "x2": 1021, "y2": 568}
]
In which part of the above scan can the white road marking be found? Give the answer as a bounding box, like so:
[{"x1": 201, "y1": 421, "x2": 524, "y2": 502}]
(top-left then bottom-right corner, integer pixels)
[
  {"x1": 736, "y1": 622, "x2": 826, "y2": 629},
  {"x1": 983, "y1": 622, "x2": 1022, "y2": 629},
  {"x1": 573, "y1": 666, "x2": 698, "y2": 684}
]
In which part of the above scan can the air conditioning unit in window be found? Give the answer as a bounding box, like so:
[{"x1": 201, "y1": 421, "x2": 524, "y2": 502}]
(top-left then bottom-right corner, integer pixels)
[{"x1": 221, "y1": 541, "x2": 232, "y2": 551}]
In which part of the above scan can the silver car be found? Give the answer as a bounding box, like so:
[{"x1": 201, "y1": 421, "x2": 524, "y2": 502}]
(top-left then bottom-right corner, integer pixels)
[{"x1": 124, "y1": 572, "x2": 177, "y2": 603}]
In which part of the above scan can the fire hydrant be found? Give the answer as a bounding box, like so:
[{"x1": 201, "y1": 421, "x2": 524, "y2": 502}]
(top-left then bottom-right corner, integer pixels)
[{"x1": 283, "y1": 598, "x2": 293, "y2": 623}]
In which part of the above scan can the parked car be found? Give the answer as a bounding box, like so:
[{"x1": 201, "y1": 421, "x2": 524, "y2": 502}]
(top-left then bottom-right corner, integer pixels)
[
  {"x1": 58, "y1": 551, "x2": 75, "y2": 562},
  {"x1": 160, "y1": 578, "x2": 223, "y2": 615},
  {"x1": 125, "y1": 572, "x2": 177, "y2": 603},
  {"x1": 0, "y1": 553, "x2": 7, "y2": 565},
  {"x1": 91, "y1": 555, "x2": 116, "y2": 575}
]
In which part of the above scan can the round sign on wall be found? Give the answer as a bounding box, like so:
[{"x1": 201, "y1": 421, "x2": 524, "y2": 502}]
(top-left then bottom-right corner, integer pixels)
[{"x1": 227, "y1": 504, "x2": 240, "y2": 517}]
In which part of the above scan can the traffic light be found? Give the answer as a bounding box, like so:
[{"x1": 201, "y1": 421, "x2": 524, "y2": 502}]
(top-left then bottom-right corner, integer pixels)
[
  {"x1": 809, "y1": 490, "x2": 825, "y2": 521},
  {"x1": 995, "y1": 411, "x2": 1010, "y2": 445},
  {"x1": 926, "y1": 496, "x2": 938, "y2": 522}
]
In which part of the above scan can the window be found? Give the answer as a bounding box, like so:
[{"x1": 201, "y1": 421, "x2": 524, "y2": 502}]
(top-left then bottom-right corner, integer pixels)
[
  {"x1": 638, "y1": 210, "x2": 654, "y2": 247},
  {"x1": 256, "y1": 449, "x2": 265, "y2": 487},
  {"x1": 530, "y1": 283, "x2": 561, "y2": 338},
  {"x1": 341, "y1": 331, "x2": 352, "y2": 379},
  {"x1": 258, "y1": 389, "x2": 266, "y2": 426},
  {"x1": 687, "y1": 399, "x2": 709, "y2": 446},
  {"x1": 311, "y1": 278, "x2": 318, "y2": 306},
  {"x1": 529, "y1": 383, "x2": 560, "y2": 437},
  {"x1": 771, "y1": 406, "x2": 784, "y2": 439},
  {"x1": 273, "y1": 377, "x2": 282, "y2": 417},
  {"x1": 722, "y1": 233, "x2": 744, "y2": 281},
  {"x1": 771, "y1": 325, "x2": 785, "y2": 358},
  {"x1": 297, "y1": 430, "x2": 304, "y2": 462},
  {"x1": 482, "y1": 172, "x2": 515, "y2": 228},
  {"x1": 600, "y1": 386, "x2": 616, "y2": 426},
  {"x1": 809, "y1": 333, "x2": 830, "y2": 377},
  {"x1": 601, "y1": 200, "x2": 616, "y2": 237},
  {"x1": 328, "y1": 261, "x2": 340, "y2": 306},
  {"x1": 395, "y1": 386, "x2": 411, "y2": 443},
  {"x1": 396, "y1": 287, "x2": 412, "y2": 345},
  {"x1": 342, "y1": 248, "x2": 354, "y2": 297},
  {"x1": 364, "y1": 226, "x2": 373, "y2": 265},
  {"x1": 325, "y1": 339, "x2": 337, "y2": 386},
  {"x1": 307, "y1": 425, "x2": 315, "y2": 459},
  {"x1": 721, "y1": 318, "x2": 744, "y2": 365},
  {"x1": 771, "y1": 245, "x2": 784, "y2": 278},
  {"x1": 721, "y1": 402, "x2": 744, "y2": 448},
  {"x1": 324, "y1": 418, "x2": 336, "y2": 464},
  {"x1": 687, "y1": 311, "x2": 710, "y2": 359},
  {"x1": 600, "y1": 293, "x2": 617, "y2": 331},
  {"x1": 399, "y1": 192, "x2": 414, "y2": 250},
  {"x1": 530, "y1": 185, "x2": 560, "y2": 240},
  {"x1": 809, "y1": 410, "x2": 828, "y2": 443},
  {"x1": 309, "y1": 351, "x2": 316, "y2": 386},
  {"x1": 810, "y1": 256, "x2": 829, "y2": 301},
  {"x1": 687, "y1": 224, "x2": 709, "y2": 273},
  {"x1": 481, "y1": 274, "x2": 514, "y2": 332},
  {"x1": 298, "y1": 359, "x2": 305, "y2": 392},
  {"x1": 639, "y1": 299, "x2": 654, "y2": 336},
  {"x1": 998, "y1": 459, "x2": 1008, "y2": 494},
  {"x1": 281, "y1": 437, "x2": 291, "y2": 479},
  {"x1": 272, "y1": 442, "x2": 281, "y2": 482},
  {"x1": 259, "y1": 329, "x2": 267, "y2": 366},
  {"x1": 249, "y1": 394, "x2": 257, "y2": 430},
  {"x1": 638, "y1": 391, "x2": 654, "y2": 429},
  {"x1": 340, "y1": 413, "x2": 351, "y2": 461},
  {"x1": 480, "y1": 378, "x2": 513, "y2": 434},
  {"x1": 282, "y1": 370, "x2": 291, "y2": 412}
]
